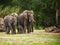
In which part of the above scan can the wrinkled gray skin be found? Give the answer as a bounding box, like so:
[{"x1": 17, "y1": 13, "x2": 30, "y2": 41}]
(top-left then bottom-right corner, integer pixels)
[
  {"x1": 4, "y1": 13, "x2": 18, "y2": 34},
  {"x1": 17, "y1": 10, "x2": 34, "y2": 33},
  {"x1": 17, "y1": 10, "x2": 27, "y2": 34},
  {"x1": 27, "y1": 10, "x2": 34, "y2": 33},
  {"x1": 0, "y1": 18, "x2": 5, "y2": 32}
]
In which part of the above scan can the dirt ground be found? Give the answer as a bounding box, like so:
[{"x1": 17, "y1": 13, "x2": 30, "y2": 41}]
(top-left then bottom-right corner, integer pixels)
[{"x1": 0, "y1": 30, "x2": 60, "y2": 43}]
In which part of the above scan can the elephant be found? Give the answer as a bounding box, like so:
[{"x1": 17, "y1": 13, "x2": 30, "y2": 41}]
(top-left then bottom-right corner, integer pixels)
[
  {"x1": 17, "y1": 10, "x2": 28, "y2": 34},
  {"x1": 27, "y1": 10, "x2": 34, "y2": 33},
  {"x1": 4, "y1": 13, "x2": 18, "y2": 34},
  {"x1": 0, "y1": 18, "x2": 5, "y2": 32},
  {"x1": 17, "y1": 10, "x2": 34, "y2": 34}
]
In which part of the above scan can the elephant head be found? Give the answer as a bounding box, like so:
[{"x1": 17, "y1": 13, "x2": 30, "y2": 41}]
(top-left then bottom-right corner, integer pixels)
[
  {"x1": 11, "y1": 13, "x2": 18, "y2": 17},
  {"x1": 27, "y1": 10, "x2": 34, "y2": 23},
  {"x1": 10, "y1": 13, "x2": 18, "y2": 25}
]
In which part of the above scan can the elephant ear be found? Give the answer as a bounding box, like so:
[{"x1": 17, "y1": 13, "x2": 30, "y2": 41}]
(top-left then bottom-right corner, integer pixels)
[
  {"x1": 23, "y1": 10, "x2": 28, "y2": 15},
  {"x1": 23, "y1": 10, "x2": 28, "y2": 19},
  {"x1": 29, "y1": 10, "x2": 34, "y2": 22},
  {"x1": 28, "y1": 10, "x2": 34, "y2": 18},
  {"x1": 30, "y1": 10, "x2": 34, "y2": 16},
  {"x1": 30, "y1": 10, "x2": 34, "y2": 19}
]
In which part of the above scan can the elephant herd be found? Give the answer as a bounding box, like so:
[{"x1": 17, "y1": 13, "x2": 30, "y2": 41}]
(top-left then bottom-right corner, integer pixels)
[{"x1": 4, "y1": 10, "x2": 34, "y2": 34}]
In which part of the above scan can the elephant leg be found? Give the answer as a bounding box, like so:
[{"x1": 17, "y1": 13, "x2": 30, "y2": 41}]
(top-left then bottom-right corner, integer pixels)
[
  {"x1": 11, "y1": 24, "x2": 16, "y2": 34},
  {"x1": 12, "y1": 26, "x2": 16, "y2": 34},
  {"x1": 10, "y1": 28, "x2": 13, "y2": 34},
  {"x1": 4, "y1": 21, "x2": 10, "y2": 34},
  {"x1": 17, "y1": 28, "x2": 20, "y2": 34},
  {"x1": 29, "y1": 24, "x2": 32, "y2": 33},
  {"x1": 18, "y1": 25, "x2": 25, "y2": 34},
  {"x1": 23, "y1": 29, "x2": 26, "y2": 33},
  {"x1": 20, "y1": 26, "x2": 23, "y2": 34},
  {"x1": 18, "y1": 29, "x2": 23, "y2": 34},
  {"x1": 29, "y1": 25, "x2": 31, "y2": 32},
  {"x1": 27, "y1": 25, "x2": 31, "y2": 33},
  {"x1": 17, "y1": 25, "x2": 19, "y2": 33},
  {"x1": 31, "y1": 25, "x2": 33, "y2": 32},
  {"x1": 30, "y1": 24, "x2": 33, "y2": 32},
  {"x1": 30, "y1": 22, "x2": 34, "y2": 32},
  {"x1": 17, "y1": 25, "x2": 23, "y2": 34},
  {"x1": 23, "y1": 20, "x2": 26, "y2": 33},
  {"x1": 6, "y1": 27, "x2": 10, "y2": 34},
  {"x1": 23, "y1": 26, "x2": 26, "y2": 33}
]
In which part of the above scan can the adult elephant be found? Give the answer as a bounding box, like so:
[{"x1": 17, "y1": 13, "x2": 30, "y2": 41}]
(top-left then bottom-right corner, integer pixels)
[
  {"x1": 27, "y1": 10, "x2": 34, "y2": 33},
  {"x1": 17, "y1": 10, "x2": 34, "y2": 33},
  {"x1": 17, "y1": 10, "x2": 28, "y2": 34},
  {"x1": 4, "y1": 13, "x2": 18, "y2": 34}
]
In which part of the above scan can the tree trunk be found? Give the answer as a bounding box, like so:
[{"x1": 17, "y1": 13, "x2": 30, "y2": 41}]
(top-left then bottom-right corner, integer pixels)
[{"x1": 56, "y1": 9, "x2": 58, "y2": 26}]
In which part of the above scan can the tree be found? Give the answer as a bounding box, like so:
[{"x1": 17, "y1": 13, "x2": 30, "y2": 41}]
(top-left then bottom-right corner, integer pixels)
[{"x1": 0, "y1": 0, "x2": 57, "y2": 29}]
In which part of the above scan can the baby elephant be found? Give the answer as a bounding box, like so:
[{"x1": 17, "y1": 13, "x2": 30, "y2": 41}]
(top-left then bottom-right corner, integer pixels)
[{"x1": 4, "y1": 13, "x2": 18, "y2": 34}]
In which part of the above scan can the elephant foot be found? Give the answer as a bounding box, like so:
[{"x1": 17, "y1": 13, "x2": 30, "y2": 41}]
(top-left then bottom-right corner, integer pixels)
[
  {"x1": 17, "y1": 32, "x2": 22, "y2": 34},
  {"x1": 6, "y1": 30, "x2": 10, "y2": 34},
  {"x1": 6, "y1": 32, "x2": 10, "y2": 34},
  {"x1": 27, "y1": 31, "x2": 31, "y2": 33},
  {"x1": 17, "y1": 32, "x2": 20, "y2": 34},
  {"x1": 23, "y1": 31, "x2": 26, "y2": 34},
  {"x1": 24, "y1": 32, "x2": 26, "y2": 34},
  {"x1": 31, "y1": 30, "x2": 34, "y2": 32},
  {"x1": 11, "y1": 32, "x2": 16, "y2": 34},
  {"x1": 13, "y1": 33, "x2": 16, "y2": 34},
  {"x1": 27, "y1": 30, "x2": 31, "y2": 33}
]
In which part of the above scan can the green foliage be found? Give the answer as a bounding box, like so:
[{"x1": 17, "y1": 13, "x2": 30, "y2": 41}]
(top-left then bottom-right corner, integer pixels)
[{"x1": 0, "y1": 0, "x2": 58, "y2": 29}]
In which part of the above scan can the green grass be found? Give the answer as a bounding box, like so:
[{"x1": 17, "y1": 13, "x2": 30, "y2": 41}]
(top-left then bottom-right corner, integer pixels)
[
  {"x1": 0, "y1": 30, "x2": 60, "y2": 45},
  {"x1": 0, "y1": 41, "x2": 60, "y2": 45},
  {"x1": 45, "y1": 35, "x2": 60, "y2": 39}
]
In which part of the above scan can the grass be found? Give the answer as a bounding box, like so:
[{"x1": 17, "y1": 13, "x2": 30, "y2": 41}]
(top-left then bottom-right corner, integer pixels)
[
  {"x1": 0, "y1": 41, "x2": 60, "y2": 45},
  {"x1": 0, "y1": 30, "x2": 60, "y2": 45}
]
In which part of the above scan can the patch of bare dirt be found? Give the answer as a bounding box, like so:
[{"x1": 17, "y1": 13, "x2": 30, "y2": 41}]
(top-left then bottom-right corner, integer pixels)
[{"x1": 0, "y1": 30, "x2": 60, "y2": 43}]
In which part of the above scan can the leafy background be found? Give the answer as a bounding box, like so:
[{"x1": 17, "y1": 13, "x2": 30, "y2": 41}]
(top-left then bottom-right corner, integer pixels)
[{"x1": 0, "y1": 0, "x2": 59, "y2": 29}]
